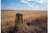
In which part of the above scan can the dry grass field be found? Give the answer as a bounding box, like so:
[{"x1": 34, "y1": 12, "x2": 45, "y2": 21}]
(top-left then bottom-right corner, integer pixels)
[{"x1": 1, "y1": 10, "x2": 47, "y2": 33}]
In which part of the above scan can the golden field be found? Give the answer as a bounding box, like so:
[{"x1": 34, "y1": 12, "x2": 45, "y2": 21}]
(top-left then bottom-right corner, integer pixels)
[{"x1": 1, "y1": 10, "x2": 47, "y2": 33}]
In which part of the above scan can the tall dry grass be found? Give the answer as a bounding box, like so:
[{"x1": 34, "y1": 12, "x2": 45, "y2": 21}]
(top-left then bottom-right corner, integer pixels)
[{"x1": 1, "y1": 10, "x2": 47, "y2": 33}]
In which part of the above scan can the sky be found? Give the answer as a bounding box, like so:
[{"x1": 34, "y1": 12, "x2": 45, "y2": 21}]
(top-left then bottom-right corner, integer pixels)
[{"x1": 1, "y1": 0, "x2": 47, "y2": 10}]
